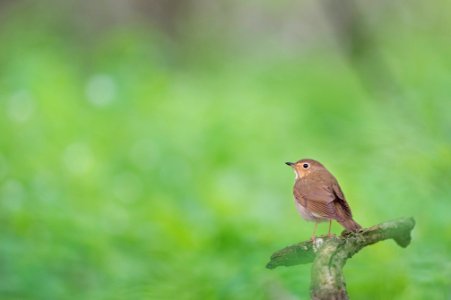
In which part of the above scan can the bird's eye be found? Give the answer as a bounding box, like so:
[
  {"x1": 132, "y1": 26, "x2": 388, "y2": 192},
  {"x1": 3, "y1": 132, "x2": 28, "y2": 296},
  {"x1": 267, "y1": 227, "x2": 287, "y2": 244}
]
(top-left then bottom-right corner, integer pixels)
[{"x1": 303, "y1": 163, "x2": 309, "y2": 169}]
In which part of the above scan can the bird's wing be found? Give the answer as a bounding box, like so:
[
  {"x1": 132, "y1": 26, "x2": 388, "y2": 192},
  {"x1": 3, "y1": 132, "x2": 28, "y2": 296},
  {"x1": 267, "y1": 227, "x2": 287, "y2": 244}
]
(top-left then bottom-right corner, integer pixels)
[
  {"x1": 294, "y1": 174, "x2": 337, "y2": 219},
  {"x1": 332, "y1": 182, "x2": 353, "y2": 218}
]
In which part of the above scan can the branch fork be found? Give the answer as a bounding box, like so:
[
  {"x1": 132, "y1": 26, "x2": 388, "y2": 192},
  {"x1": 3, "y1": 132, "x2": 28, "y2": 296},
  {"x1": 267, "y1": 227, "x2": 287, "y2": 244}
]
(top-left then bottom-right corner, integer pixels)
[{"x1": 266, "y1": 217, "x2": 415, "y2": 300}]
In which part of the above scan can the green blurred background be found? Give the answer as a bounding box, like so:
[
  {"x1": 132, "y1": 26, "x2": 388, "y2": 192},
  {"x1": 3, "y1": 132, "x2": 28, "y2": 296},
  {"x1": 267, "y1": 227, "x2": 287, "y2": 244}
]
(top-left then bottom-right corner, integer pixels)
[{"x1": 0, "y1": 0, "x2": 450, "y2": 299}]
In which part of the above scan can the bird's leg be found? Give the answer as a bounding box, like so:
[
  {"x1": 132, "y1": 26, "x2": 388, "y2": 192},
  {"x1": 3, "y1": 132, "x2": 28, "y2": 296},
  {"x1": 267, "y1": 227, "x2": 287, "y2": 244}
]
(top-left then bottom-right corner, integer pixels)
[
  {"x1": 311, "y1": 222, "x2": 318, "y2": 241},
  {"x1": 327, "y1": 219, "x2": 334, "y2": 238}
]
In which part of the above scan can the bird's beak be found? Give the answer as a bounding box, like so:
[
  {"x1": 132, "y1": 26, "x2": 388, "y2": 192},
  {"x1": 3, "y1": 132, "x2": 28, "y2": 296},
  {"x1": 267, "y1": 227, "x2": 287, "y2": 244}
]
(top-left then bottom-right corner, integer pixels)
[{"x1": 285, "y1": 162, "x2": 294, "y2": 166}]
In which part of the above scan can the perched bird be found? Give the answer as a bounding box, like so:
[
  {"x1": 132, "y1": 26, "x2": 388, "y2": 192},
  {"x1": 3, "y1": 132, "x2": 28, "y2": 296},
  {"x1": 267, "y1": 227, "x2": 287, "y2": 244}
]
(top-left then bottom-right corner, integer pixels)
[{"x1": 286, "y1": 159, "x2": 361, "y2": 240}]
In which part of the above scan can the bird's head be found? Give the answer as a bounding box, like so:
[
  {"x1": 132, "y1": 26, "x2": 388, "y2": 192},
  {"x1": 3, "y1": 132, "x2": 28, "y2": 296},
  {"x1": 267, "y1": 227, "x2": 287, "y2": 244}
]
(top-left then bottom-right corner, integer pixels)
[{"x1": 285, "y1": 159, "x2": 324, "y2": 179}]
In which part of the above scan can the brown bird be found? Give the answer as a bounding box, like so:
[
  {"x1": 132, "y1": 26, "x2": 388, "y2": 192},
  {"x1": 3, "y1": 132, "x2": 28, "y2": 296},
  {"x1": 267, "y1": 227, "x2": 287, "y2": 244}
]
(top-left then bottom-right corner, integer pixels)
[{"x1": 286, "y1": 159, "x2": 361, "y2": 240}]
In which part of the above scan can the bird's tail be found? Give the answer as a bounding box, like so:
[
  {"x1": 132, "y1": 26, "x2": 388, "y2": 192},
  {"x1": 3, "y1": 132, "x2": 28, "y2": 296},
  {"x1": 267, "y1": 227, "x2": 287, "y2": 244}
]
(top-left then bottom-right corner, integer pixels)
[{"x1": 338, "y1": 218, "x2": 361, "y2": 232}]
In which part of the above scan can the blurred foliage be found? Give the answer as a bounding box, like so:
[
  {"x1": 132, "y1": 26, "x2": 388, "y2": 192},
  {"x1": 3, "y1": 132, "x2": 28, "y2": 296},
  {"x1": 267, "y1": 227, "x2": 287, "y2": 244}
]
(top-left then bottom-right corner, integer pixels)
[{"x1": 0, "y1": 1, "x2": 450, "y2": 299}]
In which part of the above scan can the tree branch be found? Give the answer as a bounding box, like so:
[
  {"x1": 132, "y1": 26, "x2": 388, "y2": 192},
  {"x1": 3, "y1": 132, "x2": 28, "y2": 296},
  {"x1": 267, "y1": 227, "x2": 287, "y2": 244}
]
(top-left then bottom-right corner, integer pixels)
[{"x1": 266, "y1": 217, "x2": 415, "y2": 299}]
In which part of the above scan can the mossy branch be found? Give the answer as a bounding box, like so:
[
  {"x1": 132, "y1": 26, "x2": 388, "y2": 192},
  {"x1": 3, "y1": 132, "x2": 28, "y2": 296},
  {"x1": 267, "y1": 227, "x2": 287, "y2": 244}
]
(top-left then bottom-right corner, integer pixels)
[{"x1": 266, "y1": 217, "x2": 415, "y2": 300}]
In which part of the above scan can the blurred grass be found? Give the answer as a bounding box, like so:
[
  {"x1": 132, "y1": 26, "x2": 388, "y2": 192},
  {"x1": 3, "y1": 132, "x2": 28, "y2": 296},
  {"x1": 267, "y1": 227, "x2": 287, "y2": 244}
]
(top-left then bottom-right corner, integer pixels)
[{"x1": 0, "y1": 3, "x2": 451, "y2": 300}]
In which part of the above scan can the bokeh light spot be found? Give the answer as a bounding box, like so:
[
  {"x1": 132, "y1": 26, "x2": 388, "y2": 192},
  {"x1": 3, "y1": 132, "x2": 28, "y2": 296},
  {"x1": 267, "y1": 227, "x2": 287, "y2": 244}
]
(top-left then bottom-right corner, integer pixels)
[
  {"x1": 6, "y1": 90, "x2": 35, "y2": 123},
  {"x1": 85, "y1": 74, "x2": 117, "y2": 107}
]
